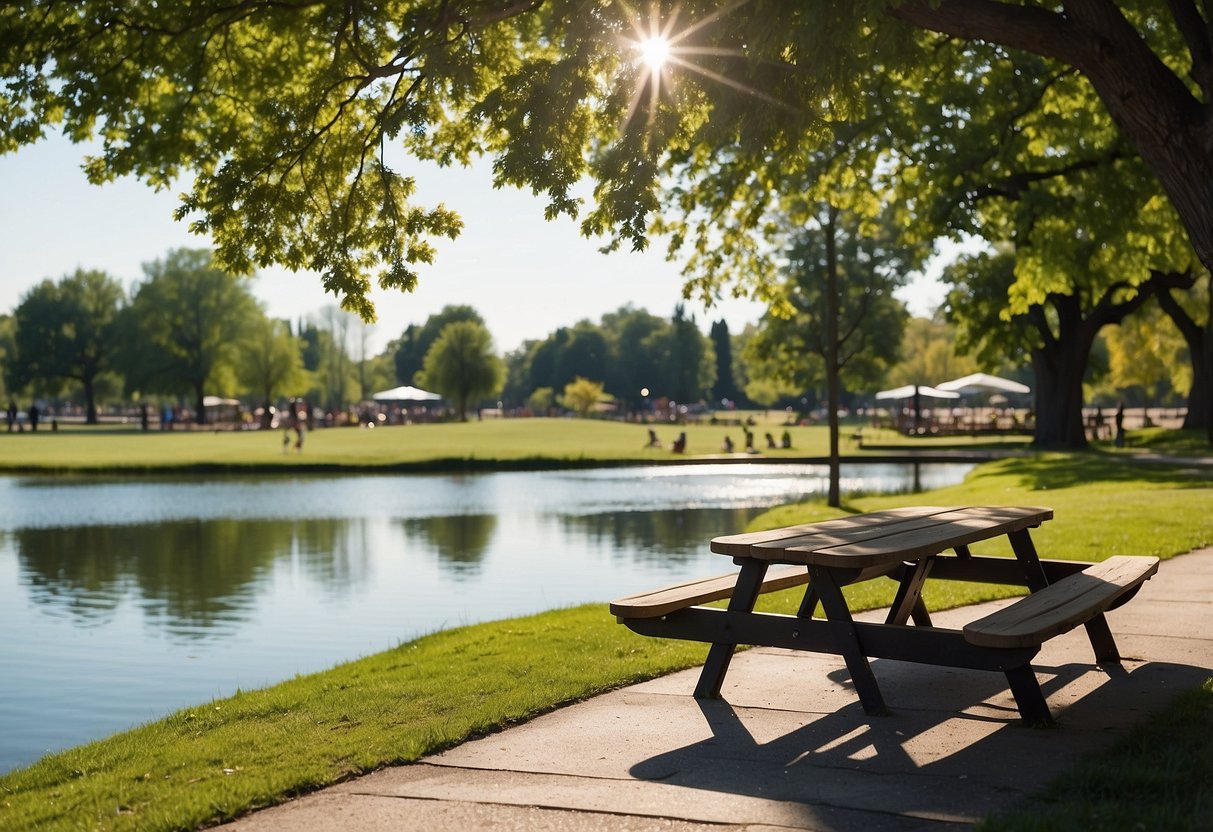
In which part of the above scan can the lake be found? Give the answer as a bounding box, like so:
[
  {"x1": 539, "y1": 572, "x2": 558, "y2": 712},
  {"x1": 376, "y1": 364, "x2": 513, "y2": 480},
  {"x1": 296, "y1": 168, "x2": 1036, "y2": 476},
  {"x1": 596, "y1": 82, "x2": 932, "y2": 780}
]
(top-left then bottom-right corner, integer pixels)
[{"x1": 0, "y1": 461, "x2": 973, "y2": 773}]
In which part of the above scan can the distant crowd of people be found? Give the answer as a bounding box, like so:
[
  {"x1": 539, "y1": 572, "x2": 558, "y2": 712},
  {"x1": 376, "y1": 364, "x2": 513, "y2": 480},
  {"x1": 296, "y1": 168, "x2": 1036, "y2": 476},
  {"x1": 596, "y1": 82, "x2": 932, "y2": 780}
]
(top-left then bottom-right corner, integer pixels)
[{"x1": 646, "y1": 426, "x2": 792, "y2": 455}]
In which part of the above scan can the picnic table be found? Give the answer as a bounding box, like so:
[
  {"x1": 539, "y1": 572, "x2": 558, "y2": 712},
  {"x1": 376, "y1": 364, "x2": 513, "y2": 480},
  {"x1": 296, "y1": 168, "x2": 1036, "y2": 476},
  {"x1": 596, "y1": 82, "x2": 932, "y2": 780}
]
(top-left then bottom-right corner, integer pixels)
[{"x1": 610, "y1": 505, "x2": 1159, "y2": 724}]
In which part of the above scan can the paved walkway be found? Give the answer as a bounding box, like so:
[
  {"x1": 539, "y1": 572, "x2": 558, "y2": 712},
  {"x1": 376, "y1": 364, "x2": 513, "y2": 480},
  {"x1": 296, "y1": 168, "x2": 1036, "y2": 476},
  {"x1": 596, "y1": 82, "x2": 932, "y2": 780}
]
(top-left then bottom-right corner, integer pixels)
[{"x1": 226, "y1": 548, "x2": 1213, "y2": 831}]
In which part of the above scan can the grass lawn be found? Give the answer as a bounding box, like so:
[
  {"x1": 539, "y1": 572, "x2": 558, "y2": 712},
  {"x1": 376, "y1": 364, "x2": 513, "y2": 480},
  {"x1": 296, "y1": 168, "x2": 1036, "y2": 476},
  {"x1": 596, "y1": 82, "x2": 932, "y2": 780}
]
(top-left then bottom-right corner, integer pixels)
[
  {"x1": 0, "y1": 417, "x2": 841, "y2": 472},
  {"x1": 0, "y1": 415, "x2": 1056, "y2": 475},
  {"x1": 0, "y1": 447, "x2": 1210, "y2": 830},
  {"x1": 978, "y1": 678, "x2": 1213, "y2": 831}
]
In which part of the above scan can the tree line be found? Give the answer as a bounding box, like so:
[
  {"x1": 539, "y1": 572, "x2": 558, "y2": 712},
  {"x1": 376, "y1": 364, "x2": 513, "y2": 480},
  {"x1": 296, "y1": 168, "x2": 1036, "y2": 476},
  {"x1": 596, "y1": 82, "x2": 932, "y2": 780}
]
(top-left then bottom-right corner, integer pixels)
[
  {"x1": 0, "y1": 242, "x2": 1199, "y2": 432},
  {"x1": 0, "y1": 248, "x2": 719, "y2": 424},
  {"x1": 0, "y1": 250, "x2": 388, "y2": 426}
]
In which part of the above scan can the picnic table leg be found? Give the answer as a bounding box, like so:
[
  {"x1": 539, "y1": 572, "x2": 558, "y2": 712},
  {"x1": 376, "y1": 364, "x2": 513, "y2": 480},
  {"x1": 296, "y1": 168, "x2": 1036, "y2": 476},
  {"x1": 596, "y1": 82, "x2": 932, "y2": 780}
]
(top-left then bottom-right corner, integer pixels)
[
  {"x1": 1008, "y1": 529, "x2": 1050, "y2": 592},
  {"x1": 796, "y1": 587, "x2": 819, "y2": 618},
  {"x1": 1004, "y1": 665, "x2": 1053, "y2": 726},
  {"x1": 886, "y1": 558, "x2": 934, "y2": 627},
  {"x1": 809, "y1": 565, "x2": 889, "y2": 716},
  {"x1": 1083, "y1": 613, "x2": 1121, "y2": 663},
  {"x1": 694, "y1": 559, "x2": 769, "y2": 699}
]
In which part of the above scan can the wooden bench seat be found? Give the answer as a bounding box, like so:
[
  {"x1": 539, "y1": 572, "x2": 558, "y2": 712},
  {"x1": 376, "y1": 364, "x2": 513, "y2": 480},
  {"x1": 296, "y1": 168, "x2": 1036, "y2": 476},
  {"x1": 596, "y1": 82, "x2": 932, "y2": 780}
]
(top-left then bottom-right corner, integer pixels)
[
  {"x1": 963, "y1": 555, "x2": 1159, "y2": 649},
  {"x1": 610, "y1": 561, "x2": 904, "y2": 620},
  {"x1": 609, "y1": 565, "x2": 812, "y2": 619}
]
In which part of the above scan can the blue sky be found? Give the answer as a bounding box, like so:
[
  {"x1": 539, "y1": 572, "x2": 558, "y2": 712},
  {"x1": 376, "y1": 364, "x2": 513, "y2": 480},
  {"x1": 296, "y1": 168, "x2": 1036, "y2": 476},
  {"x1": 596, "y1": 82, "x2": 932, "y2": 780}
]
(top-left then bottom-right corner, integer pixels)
[{"x1": 0, "y1": 134, "x2": 946, "y2": 355}]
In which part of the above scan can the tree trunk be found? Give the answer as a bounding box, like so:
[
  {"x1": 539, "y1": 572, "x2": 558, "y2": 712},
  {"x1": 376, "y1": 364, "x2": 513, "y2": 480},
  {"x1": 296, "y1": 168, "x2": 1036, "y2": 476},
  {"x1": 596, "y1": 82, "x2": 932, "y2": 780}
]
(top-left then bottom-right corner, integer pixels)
[
  {"x1": 1024, "y1": 271, "x2": 1176, "y2": 448},
  {"x1": 82, "y1": 375, "x2": 98, "y2": 425},
  {"x1": 1180, "y1": 324, "x2": 1210, "y2": 435},
  {"x1": 1031, "y1": 340, "x2": 1090, "y2": 448},
  {"x1": 824, "y1": 205, "x2": 842, "y2": 509},
  {"x1": 195, "y1": 386, "x2": 207, "y2": 426}
]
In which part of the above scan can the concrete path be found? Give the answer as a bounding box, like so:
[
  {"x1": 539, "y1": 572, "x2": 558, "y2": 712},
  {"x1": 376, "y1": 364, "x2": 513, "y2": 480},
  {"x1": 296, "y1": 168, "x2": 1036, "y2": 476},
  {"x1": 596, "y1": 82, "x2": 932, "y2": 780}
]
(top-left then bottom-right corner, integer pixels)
[{"x1": 225, "y1": 549, "x2": 1213, "y2": 831}]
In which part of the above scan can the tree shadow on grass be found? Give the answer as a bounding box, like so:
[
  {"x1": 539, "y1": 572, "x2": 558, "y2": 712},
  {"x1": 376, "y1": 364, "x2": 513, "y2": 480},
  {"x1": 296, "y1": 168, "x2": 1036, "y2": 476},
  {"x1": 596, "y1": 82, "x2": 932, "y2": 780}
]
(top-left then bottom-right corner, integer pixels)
[{"x1": 966, "y1": 452, "x2": 1213, "y2": 493}]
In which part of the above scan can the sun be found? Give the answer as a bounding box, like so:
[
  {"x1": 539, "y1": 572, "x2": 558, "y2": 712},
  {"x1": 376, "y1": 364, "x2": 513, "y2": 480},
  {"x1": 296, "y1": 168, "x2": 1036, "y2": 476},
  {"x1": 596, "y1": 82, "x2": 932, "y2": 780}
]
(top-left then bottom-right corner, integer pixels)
[{"x1": 638, "y1": 35, "x2": 670, "y2": 70}]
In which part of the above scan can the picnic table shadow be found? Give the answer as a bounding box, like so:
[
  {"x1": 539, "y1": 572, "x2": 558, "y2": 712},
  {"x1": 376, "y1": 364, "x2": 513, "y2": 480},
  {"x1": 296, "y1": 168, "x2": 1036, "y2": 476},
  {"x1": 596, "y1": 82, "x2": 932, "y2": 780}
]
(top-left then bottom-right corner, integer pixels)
[{"x1": 625, "y1": 656, "x2": 1209, "y2": 827}]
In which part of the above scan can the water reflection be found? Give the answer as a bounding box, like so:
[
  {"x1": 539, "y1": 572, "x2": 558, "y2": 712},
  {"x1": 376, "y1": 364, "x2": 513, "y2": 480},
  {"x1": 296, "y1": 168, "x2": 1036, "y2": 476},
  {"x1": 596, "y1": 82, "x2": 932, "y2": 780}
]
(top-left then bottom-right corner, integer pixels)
[
  {"x1": 562, "y1": 507, "x2": 764, "y2": 569},
  {"x1": 15, "y1": 519, "x2": 370, "y2": 640},
  {"x1": 1, "y1": 463, "x2": 976, "y2": 774},
  {"x1": 398, "y1": 514, "x2": 498, "y2": 576}
]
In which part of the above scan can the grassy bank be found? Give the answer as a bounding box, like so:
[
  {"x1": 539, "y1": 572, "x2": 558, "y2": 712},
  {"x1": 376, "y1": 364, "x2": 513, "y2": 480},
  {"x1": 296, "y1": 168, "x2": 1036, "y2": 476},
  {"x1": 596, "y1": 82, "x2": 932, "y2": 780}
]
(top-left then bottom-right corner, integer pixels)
[
  {"x1": 0, "y1": 416, "x2": 1039, "y2": 474},
  {"x1": 0, "y1": 418, "x2": 817, "y2": 472},
  {"x1": 1, "y1": 452, "x2": 1210, "y2": 830}
]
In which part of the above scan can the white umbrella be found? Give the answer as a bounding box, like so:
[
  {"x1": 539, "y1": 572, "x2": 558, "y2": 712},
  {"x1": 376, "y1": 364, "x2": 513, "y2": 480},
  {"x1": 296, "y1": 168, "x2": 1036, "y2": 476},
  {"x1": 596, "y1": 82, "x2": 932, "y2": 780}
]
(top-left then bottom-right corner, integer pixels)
[
  {"x1": 936, "y1": 372, "x2": 1030, "y2": 396},
  {"x1": 371, "y1": 385, "x2": 442, "y2": 402},
  {"x1": 875, "y1": 385, "x2": 959, "y2": 433},
  {"x1": 875, "y1": 385, "x2": 960, "y2": 400}
]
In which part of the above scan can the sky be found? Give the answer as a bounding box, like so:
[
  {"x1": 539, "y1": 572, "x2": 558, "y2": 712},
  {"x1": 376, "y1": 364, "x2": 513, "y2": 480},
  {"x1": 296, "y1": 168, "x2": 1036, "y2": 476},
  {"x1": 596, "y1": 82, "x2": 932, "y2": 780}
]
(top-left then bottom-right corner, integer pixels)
[{"x1": 0, "y1": 134, "x2": 949, "y2": 356}]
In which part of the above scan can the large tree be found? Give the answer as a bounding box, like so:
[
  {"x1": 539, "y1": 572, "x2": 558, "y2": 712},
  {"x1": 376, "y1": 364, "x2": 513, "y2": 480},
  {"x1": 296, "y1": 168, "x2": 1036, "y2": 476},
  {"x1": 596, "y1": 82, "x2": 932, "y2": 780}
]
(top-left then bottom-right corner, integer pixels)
[
  {"x1": 944, "y1": 247, "x2": 1190, "y2": 447},
  {"x1": 418, "y1": 320, "x2": 505, "y2": 421},
  {"x1": 709, "y1": 319, "x2": 742, "y2": 408},
  {"x1": 747, "y1": 208, "x2": 912, "y2": 506},
  {"x1": 882, "y1": 30, "x2": 1205, "y2": 446},
  {"x1": 392, "y1": 305, "x2": 485, "y2": 386},
  {"x1": 237, "y1": 317, "x2": 308, "y2": 426},
  {"x1": 9, "y1": 270, "x2": 124, "y2": 423},
  {"x1": 119, "y1": 249, "x2": 260, "y2": 423},
  {"x1": 4, "y1": 2, "x2": 1211, "y2": 321}
]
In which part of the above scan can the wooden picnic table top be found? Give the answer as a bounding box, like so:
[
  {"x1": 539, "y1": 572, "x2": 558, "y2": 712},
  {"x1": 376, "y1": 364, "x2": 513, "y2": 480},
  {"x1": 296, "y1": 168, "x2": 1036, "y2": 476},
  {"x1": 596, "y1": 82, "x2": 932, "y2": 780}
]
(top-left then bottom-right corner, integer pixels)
[{"x1": 710, "y1": 505, "x2": 1053, "y2": 569}]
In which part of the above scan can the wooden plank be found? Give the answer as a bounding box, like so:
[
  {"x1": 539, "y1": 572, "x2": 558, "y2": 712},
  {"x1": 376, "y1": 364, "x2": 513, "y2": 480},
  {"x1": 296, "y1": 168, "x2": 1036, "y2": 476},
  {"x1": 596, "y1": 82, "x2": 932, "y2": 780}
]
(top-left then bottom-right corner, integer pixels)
[
  {"x1": 608, "y1": 564, "x2": 811, "y2": 619},
  {"x1": 963, "y1": 556, "x2": 1160, "y2": 648},
  {"x1": 749, "y1": 511, "x2": 968, "y2": 564},
  {"x1": 710, "y1": 506, "x2": 958, "y2": 557},
  {"x1": 781, "y1": 506, "x2": 1054, "y2": 568}
]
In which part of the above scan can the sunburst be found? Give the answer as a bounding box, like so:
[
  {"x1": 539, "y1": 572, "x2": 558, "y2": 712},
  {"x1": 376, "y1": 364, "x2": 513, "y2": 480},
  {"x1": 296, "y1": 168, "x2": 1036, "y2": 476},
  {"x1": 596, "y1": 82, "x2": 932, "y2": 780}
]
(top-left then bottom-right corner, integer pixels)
[{"x1": 616, "y1": 0, "x2": 791, "y2": 137}]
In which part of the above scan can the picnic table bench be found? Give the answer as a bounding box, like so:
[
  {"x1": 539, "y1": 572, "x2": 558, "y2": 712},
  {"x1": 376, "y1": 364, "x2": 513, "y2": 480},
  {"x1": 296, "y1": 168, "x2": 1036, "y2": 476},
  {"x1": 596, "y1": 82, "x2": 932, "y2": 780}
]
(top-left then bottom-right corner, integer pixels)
[{"x1": 610, "y1": 505, "x2": 1158, "y2": 724}]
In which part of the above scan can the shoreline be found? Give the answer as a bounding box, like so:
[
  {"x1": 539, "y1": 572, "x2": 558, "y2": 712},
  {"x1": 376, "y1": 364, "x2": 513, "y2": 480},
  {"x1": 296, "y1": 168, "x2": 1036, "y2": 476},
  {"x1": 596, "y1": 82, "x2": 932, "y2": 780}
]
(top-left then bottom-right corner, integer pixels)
[{"x1": 0, "y1": 449, "x2": 1026, "y2": 477}]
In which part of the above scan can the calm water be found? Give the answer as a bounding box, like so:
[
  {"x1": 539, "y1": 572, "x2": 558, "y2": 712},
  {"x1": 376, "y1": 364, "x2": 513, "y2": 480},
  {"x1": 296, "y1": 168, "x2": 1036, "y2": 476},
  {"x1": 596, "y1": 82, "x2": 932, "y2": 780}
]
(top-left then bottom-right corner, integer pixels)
[{"x1": 0, "y1": 462, "x2": 972, "y2": 773}]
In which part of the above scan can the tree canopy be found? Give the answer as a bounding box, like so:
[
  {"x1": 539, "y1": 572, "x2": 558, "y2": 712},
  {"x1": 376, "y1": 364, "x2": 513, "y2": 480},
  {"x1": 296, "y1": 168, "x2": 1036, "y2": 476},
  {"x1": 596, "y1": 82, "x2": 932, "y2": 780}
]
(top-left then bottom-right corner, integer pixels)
[
  {"x1": 9, "y1": 270, "x2": 123, "y2": 423},
  {"x1": 118, "y1": 248, "x2": 260, "y2": 422},
  {"x1": 5, "y1": 1, "x2": 1211, "y2": 321},
  {"x1": 418, "y1": 319, "x2": 504, "y2": 420}
]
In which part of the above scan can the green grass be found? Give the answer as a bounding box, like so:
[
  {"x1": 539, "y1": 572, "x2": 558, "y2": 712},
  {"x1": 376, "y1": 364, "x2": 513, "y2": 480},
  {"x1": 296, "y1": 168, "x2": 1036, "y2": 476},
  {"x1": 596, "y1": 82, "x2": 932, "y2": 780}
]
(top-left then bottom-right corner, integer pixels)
[
  {"x1": 1, "y1": 452, "x2": 1211, "y2": 830},
  {"x1": 0, "y1": 418, "x2": 846, "y2": 473},
  {"x1": 1108, "y1": 425, "x2": 1213, "y2": 457},
  {"x1": 853, "y1": 423, "x2": 1036, "y2": 451},
  {"x1": 977, "y1": 678, "x2": 1213, "y2": 831},
  {"x1": 0, "y1": 416, "x2": 1047, "y2": 475}
]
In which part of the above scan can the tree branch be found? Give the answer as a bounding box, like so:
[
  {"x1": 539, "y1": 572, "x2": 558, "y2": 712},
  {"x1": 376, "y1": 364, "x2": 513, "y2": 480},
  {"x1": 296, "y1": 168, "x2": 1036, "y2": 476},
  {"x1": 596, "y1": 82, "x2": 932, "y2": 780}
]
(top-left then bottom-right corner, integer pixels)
[
  {"x1": 887, "y1": 0, "x2": 1079, "y2": 64},
  {"x1": 1167, "y1": 0, "x2": 1213, "y2": 99},
  {"x1": 967, "y1": 151, "x2": 1129, "y2": 203}
]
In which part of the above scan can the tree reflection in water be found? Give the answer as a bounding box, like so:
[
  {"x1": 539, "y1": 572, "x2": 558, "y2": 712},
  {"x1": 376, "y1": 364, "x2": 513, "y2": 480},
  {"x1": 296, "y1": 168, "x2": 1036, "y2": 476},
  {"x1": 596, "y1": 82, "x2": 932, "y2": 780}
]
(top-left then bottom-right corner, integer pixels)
[
  {"x1": 397, "y1": 514, "x2": 498, "y2": 578},
  {"x1": 15, "y1": 518, "x2": 367, "y2": 640},
  {"x1": 559, "y1": 507, "x2": 766, "y2": 570}
]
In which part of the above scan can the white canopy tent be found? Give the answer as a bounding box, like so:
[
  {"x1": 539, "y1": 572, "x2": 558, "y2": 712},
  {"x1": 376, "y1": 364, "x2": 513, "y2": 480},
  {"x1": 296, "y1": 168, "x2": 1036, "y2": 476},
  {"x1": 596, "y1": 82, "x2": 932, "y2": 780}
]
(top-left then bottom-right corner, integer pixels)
[
  {"x1": 874, "y1": 385, "x2": 959, "y2": 434},
  {"x1": 936, "y1": 373, "x2": 1030, "y2": 396},
  {"x1": 371, "y1": 385, "x2": 442, "y2": 402},
  {"x1": 874, "y1": 385, "x2": 961, "y2": 401}
]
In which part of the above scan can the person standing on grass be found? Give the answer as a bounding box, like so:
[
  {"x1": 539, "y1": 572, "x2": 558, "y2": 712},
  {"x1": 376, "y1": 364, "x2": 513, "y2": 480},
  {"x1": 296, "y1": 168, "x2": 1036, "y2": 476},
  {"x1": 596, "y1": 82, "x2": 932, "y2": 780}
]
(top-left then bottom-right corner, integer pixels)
[
  {"x1": 28, "y1": 403, "x2": 39, "y2": 432},
  {"x1": 5, "y1": 400, "x2": 15, "y2": 432},
  {"x1": 1115, "y1": 402, "x2": 1126, "y2": 448}
]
